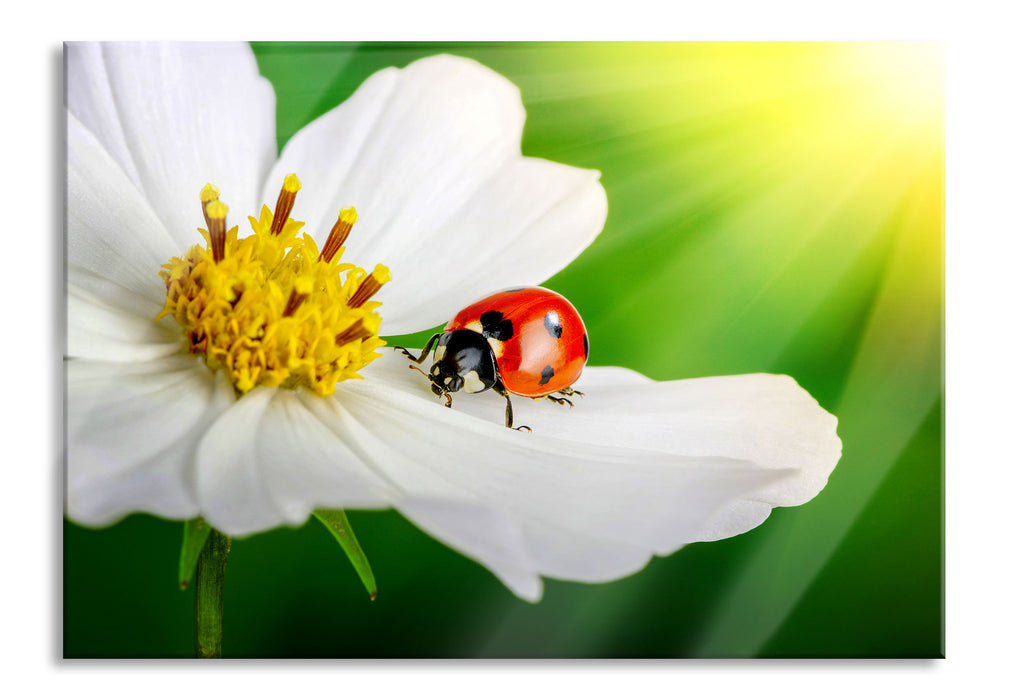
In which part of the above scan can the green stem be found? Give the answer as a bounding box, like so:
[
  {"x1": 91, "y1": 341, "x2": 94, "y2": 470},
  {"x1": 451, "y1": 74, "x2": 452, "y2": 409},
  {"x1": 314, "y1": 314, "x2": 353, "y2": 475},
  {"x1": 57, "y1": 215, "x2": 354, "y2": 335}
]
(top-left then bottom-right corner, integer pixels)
[{"x1": 194, "y1": 528, "x2": 231, "y2": 658}]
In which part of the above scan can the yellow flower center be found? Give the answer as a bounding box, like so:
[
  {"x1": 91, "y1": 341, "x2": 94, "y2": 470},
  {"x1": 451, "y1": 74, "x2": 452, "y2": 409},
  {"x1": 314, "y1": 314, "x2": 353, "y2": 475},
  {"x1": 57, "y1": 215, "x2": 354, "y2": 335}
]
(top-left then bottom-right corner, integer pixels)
[{"x1": 155, "y1": 174, "x2": 390, "y2": 397}]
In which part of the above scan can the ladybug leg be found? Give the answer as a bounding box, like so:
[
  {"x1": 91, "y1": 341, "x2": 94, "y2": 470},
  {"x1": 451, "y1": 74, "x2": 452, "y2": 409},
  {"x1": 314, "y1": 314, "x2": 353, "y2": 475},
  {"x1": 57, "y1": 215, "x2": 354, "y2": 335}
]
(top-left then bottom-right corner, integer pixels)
[
  {"x1": 546, "y1": 386, "x2": 582, "y2": 407},
  {"x1": 505, "y1": 394, "x2": 531, "y2": 432},
  {"x1": 493, "y1": 382, "x2": 530, "y2": 432},
  {"x1": 394, "y1": 333, "x2": 442, "y2": 364}
]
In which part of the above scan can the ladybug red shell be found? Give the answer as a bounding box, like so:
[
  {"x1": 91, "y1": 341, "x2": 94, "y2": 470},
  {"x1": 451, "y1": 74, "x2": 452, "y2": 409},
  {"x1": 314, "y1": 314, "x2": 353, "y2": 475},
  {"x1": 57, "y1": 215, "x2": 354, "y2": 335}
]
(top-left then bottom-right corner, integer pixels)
[
  {"x1": 394, "y1": 286, "x2": 588, "y2": 430},
  {"x1": 445, "y1": 287, "x2": 588, "y2": 397}
]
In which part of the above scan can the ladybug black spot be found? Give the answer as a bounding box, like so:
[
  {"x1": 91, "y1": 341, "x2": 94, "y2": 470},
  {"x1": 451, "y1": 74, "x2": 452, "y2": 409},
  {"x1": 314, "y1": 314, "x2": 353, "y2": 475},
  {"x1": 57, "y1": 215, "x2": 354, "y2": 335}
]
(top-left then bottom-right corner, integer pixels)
[
  {"x1": 583, "y1": 333, "x2": 589, "y2": 357},
  {"x1": 543, "y1": 310, "x2": 563, "y2": 338},
  {"x1": 480, "y1": 310, "x2": 514, "y2": 341},
  {"x1": 538, "y1": 365, "x2": 555, "y2": 386}
]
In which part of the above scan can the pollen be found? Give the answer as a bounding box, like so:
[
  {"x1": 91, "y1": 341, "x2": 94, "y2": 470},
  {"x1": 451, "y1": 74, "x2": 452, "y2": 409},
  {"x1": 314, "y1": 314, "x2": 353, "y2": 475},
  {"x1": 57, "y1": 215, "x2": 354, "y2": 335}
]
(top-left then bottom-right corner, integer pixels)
[{"x1": 155, "y1": 175, "x2": 391, "y2": 397}]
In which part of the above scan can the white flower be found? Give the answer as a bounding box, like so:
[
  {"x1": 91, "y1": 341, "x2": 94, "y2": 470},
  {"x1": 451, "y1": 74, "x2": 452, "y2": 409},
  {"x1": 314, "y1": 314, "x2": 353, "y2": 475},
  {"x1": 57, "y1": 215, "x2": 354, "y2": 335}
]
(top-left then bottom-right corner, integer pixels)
[{"x1": 66, "y1": 42, "x2": 841, "y2": 602}]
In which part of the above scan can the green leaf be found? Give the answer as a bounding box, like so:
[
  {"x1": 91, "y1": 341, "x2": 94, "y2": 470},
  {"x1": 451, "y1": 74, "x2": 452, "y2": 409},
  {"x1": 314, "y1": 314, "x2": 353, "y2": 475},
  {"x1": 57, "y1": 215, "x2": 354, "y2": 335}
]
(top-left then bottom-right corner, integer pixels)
[
  {"x1": 314, "y1": 509, "x2": 377, "y2": 600},
  {"x1": 178, "y1": 517, "x2": 212, "y2": 590}
]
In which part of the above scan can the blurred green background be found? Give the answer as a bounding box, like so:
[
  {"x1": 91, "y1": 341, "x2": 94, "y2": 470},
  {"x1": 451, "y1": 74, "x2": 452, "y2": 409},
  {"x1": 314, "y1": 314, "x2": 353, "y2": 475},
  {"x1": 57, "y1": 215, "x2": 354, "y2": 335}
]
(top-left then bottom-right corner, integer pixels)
[{"x1": 63, "y1": 42, "x2": 943, "y2": 658}]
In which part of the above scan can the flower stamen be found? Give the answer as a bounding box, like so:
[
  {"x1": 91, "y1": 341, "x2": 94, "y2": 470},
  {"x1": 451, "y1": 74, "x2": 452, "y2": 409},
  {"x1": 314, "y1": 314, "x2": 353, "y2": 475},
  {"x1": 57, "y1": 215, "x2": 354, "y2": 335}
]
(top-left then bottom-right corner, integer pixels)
[
  {"x1": 333, "y1": 319, "x2": 371, "y2": 345},
  {"x1": 282, "y1": 275, "x2": 314, "y2": 318},
  {"x1": 348, "y1": 265, "x2": 392, "y2": 308},
  {"x1": 270, "y1": 173, "x2": 302, "y2": 235},
  {"x1": 200, "y1": 183, "x2": 221, "y2": 229},
  {"x1": 320, "y1": 206, "x2": 358, "y2": 263},
  {"x1": 205, "y1": 199, "x2": 229, "y2": 263}
]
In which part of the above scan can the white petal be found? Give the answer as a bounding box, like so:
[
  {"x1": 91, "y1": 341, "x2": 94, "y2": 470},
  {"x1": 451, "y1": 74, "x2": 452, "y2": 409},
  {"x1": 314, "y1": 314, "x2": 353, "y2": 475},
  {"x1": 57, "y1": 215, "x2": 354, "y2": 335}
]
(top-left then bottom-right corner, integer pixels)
[
  {"x1": 193, "y1": 387, "x2": 288, "y2": 535},
  {"x1": 367, "y1": 354, "x2": 840, "y2": 520},
  {"x1": 395, "y1": 498, "x2": 543, "y2": 601},
  {"x1": 321, "y1": 369, "x2": 792, "y2": 600},
  {"x1": 575, "y1": 370, "x2": 842, "y2": 520},
  {"x1": 64, "y1": 42, "x2": 144, "y2": 186},
  {"x1": 265, "y1": 55, "x2": 606, "y2": 335},
  {"x1": 193, "y1": 388, "x2": 394, "y2": 536},
  {"x1": 376, "y1": 157, "x2": 606, "y2": 334},
  {"x1": 66, "y1": 42, "x2": 276, "y2": 248},
  {"x1": 346, "y1": 351, "x2": 840, "y2": 595},
  {"x1": 68, "y1": 269, "x2": 184, "y2": 362},
  {"x1": 67, "y1": 113, "x2": 178, "y2": 304},
  {"x1": 265, "y1": 55, "x2": 520, "y2": 243},
  {"x1": 66, "y1": 356, "x2": 234, "y2": 527}
]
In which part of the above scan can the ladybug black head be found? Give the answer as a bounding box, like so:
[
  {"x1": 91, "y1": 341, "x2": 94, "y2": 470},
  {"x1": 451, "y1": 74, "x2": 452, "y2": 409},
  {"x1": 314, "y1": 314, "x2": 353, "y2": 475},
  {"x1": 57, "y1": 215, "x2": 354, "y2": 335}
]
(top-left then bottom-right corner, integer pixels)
[{"x1": 429, "y1": 329, "x2": 498, "y2": 396}]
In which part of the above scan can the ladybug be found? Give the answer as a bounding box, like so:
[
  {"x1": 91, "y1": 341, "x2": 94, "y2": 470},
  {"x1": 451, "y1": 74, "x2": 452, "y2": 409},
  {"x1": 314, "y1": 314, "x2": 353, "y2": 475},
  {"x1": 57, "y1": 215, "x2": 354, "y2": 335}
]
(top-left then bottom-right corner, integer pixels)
[{"x1": 394, "y1": 287, "x2": 589, "y2": 430}]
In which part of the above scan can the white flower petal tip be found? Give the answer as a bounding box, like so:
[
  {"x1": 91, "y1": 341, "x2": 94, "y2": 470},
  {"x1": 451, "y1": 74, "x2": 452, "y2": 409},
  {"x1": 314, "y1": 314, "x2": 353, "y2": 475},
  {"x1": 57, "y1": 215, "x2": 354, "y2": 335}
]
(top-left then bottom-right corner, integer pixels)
[
  {"x1": 265, "y1": 53, "x2": 607, "y2": 335},
  {"x1": 397, "y1": 499, "x2": 544, "y2": 602}
]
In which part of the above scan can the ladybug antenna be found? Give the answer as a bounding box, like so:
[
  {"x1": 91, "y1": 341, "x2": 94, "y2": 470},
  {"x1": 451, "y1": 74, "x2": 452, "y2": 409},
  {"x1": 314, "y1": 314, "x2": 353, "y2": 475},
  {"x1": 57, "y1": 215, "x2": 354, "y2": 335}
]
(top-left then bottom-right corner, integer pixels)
[{"x1": 408, "y1": 364, "x2": 432, "y2": 381}]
